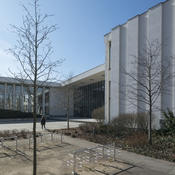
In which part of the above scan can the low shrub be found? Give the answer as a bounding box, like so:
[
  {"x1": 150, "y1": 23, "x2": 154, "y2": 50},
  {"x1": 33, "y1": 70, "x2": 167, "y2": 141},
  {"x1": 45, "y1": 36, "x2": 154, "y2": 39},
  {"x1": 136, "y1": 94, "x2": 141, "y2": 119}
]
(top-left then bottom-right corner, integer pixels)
[
  {"x1": 162, "y1": 108, "x2": 175, "y2": 134},
  {"x1": 125, "y1": 132, "x2": 148, "y2": 147},
  {"x1": 92, "y1": 106, "x2": 104, "y2": 124},
  {"x1": 79, "y1": 113, "x2": 149, "y2": 138},
  {"x1": 136, "y1": 113, "x2": 148, "y2": 131},
  {"x1": 0, "y1": 129, "x2": 30, "y2": 138},
  {"x1": 108, "y1": 113, "x2": 146, "y2": 137},
  {"x1": 79, "y1": 122, "x2": 96, "y2": 133}
]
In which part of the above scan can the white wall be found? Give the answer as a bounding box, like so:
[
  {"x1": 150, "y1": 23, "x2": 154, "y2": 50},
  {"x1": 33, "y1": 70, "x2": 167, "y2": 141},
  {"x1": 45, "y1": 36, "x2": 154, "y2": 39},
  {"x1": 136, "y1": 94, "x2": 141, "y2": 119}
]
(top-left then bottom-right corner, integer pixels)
[
  {"x1": 49, "y1": 87, "x2": 66, "y2": 116},
  {"x1": 104, "y1": 33, "x2": 111, "y2": 123},
  {"x1": 110, "y1": 27, "x2": 120, "y2": 120},
  {"x1": 105, "y1": 0, "x2": 175, "y2": 128},
  {"x1": 49, "y1": 87, "x2": 74, "y2": 117},
  {"x1": 138, "y1": 12, "x2": 148, "y2": 113},
  {"x1": 119, "y1": 24, "x2": 127, "y2": 114},
  {"x1": 161, "y1": 0, "x2": 175, "y2": 114},
  {"x1": 126, "y1": 16, "x2": 139, "y2": 113}
]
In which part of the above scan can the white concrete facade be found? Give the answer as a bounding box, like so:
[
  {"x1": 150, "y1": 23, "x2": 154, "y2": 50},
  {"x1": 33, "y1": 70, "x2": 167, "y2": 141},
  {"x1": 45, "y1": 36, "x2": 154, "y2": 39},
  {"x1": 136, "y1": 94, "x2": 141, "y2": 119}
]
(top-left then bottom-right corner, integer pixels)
[{"x1": 104, "y1": 0, "x2": 175, "y2": 128}]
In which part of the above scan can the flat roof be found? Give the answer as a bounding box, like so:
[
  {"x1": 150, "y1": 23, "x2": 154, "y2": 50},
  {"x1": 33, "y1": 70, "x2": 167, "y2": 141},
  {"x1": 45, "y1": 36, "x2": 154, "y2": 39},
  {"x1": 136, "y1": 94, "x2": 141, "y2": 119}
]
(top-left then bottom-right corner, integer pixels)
[
  {"x1": 0, "y1": 64, "x2": 105, "y2": 88},
  {"x1": 63, "y1": 64, "x2": 105, "y2": 87},
  {"x1": 0, "y1": 76, "x2": 60, "y2": 87}
]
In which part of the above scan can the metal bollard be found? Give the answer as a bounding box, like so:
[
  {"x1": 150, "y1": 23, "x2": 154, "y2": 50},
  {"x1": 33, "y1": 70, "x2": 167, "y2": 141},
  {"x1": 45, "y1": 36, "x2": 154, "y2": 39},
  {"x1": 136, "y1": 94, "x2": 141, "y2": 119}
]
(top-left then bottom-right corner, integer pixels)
[
  {"x1": 72, "y1": 153, "x2": 77, "y2": 174},
  {"x1": 102, "y1": 145, "x2": 104, "y2": 158},
  {"x1": 40, "y1": 134, "x2": 43, "y2": 142},
  {"x1": 51, "y1": 133, "x2": 53, "y2": 141},
  {"x1": 29, "y1": 136, "x2": 31, "y2": 149},
  {"x1": 0, "y1": 138, "x2": 3, "y2": 147},
  {"x1": 61, "y1": 130, "x2": 63, "y2": 144},
  {"x1": 113, "y1": 142, "x2": 116, "y2": 161},
  {"x1": 15, "y1": 136, "x2": 18, "y2": 150}
]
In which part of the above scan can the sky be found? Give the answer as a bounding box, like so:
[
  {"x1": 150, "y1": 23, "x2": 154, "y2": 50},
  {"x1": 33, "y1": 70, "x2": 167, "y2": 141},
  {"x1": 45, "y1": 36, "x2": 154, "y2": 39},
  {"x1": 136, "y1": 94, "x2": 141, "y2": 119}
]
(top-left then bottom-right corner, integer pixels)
[{"x1": 0, "y1": 0, "x2": 166, "y2": 79}]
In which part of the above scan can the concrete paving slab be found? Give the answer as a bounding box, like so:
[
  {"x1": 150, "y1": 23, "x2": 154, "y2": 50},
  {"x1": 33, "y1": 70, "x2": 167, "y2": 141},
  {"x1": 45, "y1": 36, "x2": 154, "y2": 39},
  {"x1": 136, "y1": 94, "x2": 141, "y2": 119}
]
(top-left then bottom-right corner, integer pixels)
[{"x1": 0, "y1": 121, "x2": 81, "y2": 131}]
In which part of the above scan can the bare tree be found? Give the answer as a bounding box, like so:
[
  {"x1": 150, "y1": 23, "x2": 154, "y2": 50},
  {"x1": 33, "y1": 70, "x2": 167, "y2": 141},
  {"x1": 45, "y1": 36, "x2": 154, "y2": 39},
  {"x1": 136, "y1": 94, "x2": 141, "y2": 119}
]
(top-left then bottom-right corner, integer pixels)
[
  {"x1": 64, "y1": 73, "x2": 74, "y2": 130},
  {"x1": 9, "y1": 0, "x2": 62, "y2": 174},
  {"x1": 124, "y1": 39, "x2": 174, "y2": 145},
  {"x1": 63, "y1": 73, "x2": 83, "y2": 130}
]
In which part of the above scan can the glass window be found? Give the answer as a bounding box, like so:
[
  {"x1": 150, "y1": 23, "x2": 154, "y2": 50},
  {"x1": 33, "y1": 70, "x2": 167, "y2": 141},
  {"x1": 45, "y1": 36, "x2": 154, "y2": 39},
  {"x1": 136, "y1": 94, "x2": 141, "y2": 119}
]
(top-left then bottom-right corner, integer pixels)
[
  {"x1": 27, "y1": 86, "x2": 33, "y2": 113},
  {"x1": 15, "y1": 85, "x2": 21, "y2": 111},
  {"x1": 23, "y1": 86, "x2": 30, "y2": 112},
  {"x1": 0, "y1": 84, "x2": 4, "y2": 109},
  {"x1": 45, "y1": 91, "x2": 49, "y2": 105},
  {"x1": 6, "y1": 84, "x2": 13, "y2": 110},
  {"x1": 37, "y1": 87, "x2": 43, "y2": 114},
  {"x1": 45, "y1": 88, "x2": 49, "y2": 115},
  {"x1": 109, "y1": 41, "x2": 111, "y2": 70},
  {"x1": 73, "y1": 80, "x2": 105, "y2": 118}
]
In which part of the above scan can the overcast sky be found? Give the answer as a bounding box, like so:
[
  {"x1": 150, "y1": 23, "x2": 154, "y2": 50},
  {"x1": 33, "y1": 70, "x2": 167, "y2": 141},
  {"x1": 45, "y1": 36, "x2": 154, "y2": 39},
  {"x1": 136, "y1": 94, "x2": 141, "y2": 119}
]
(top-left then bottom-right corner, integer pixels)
[{"x1": 0, "y1": 0, "x2": 165, "y2": 79}]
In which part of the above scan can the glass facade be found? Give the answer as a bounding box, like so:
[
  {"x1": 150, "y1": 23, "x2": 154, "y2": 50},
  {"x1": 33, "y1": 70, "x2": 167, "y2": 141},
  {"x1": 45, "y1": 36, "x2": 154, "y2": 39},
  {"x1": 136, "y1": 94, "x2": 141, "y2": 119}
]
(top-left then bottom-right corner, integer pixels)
[
  {"x1": 0, "y1": 84, "x2": 4, "y2": 109},
  {"x1": 0, "y1": 81, "x2": 50, "y2": 115},
  {"x1": 6, "y1": 84, "x2": 13, "y2": 110},
  {"x1": 15, "y1": 85, "x2": 21, "y2": 110},
  {"x1": 74, "y1": 80, "x2": 105, "y2": 118},
  {"x1": 45, "y1": 89, "x2": 49, "y2": 115},
  {"x1": 28, "y1": 87, "x2": 34, "y2": 112},
  {"x1": 23, "y1": 86, "x2": 31, "y2": 112},
  {"x1": 108, "y1": 41, "x2": 111, "y2": 70},
  {"x1": 37, "y1": 87, "x2": 43, "y2": 114}
]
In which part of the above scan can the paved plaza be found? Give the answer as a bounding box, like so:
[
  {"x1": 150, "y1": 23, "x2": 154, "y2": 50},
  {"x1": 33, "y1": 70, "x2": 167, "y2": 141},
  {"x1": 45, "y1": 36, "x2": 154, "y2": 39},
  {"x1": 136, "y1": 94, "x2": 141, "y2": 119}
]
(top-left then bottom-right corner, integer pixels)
[
  {"x1": 0, "y1": 119, "x2": 175, "y2": 175},
  {"x1": 0, "y1": 119, "x2": 81, "y2": 131}
]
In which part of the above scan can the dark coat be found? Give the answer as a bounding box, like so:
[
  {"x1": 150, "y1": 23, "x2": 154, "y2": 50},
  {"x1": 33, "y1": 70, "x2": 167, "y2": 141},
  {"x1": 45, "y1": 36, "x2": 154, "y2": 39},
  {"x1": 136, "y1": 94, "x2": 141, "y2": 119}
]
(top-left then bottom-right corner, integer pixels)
[{"x1": 41, "y1": 116, "x2": 46, "y2": 125}]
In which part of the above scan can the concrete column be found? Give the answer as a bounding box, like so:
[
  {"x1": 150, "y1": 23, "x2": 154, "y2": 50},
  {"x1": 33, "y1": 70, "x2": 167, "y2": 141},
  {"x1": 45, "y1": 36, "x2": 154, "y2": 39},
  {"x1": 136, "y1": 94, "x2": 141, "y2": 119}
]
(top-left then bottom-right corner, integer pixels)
[
  {"x1": 4, "y1": 83, "x2": 7, "y2": 109},
  {"x1": 20, "y1": 85, "x2": 24, "y2": 112},
  {"x1": 42, "y1": 87, "x2": 45, "y2": 115},
  {"x1": 104, "y1": 35, "x2": 111, "y2": 123},
  {"x1": 13, "y1": 84, "x2": 16, "y2": 110},
  {"x1": 28, "y1": 94, "x2": 32, "y2": 112}
]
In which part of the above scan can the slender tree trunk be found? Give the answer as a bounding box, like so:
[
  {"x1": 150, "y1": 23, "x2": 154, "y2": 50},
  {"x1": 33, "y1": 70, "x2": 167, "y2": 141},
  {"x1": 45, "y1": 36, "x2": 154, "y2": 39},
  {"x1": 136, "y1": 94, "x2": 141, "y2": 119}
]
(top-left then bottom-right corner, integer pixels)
[
  {"x1": 148, "y1": 63, "x2": 152, "y2": 145},
  {"x1": 33, "y1": 82, "x2": 37, "y2": 175},
  {"x1": 148, "y1": 103, "x2": 152, "y2": 145},
  {"x1": 33, "y1": 2, "x2": 38, "y2": 172},
  {"x1": 67, "y1": 88, "x2": 70, "y2": 130},
  {"x1": 9, "y1": 1, "x2": 59, "y2": 174}
]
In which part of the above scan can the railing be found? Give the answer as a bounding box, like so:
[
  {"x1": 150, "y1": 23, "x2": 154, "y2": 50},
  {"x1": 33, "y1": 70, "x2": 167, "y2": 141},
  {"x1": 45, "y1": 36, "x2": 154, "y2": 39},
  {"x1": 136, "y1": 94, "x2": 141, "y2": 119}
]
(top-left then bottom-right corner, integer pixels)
[
  {"x1": 66, "y1": 142, "x2": 119, "y2": 175},
  {"x1": 0, "y1": 131, "x2": 63, "y2": 151}
]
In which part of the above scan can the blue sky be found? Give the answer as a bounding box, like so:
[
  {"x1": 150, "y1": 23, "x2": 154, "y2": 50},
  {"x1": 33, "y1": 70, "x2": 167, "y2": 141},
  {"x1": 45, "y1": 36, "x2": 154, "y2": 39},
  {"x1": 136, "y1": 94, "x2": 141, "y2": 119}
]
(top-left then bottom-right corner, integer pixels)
[{"x1": 0, "y1": 0, "x2": 165, "y2": 78}]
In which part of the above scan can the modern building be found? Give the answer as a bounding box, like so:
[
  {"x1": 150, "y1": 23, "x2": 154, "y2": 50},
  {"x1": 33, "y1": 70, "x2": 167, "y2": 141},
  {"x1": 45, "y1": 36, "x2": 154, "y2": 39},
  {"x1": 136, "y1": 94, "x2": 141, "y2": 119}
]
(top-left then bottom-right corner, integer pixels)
[
  {"x1": 0, "y1": 64, "x2": 105, "y2": 118},
  {"x1": 1, "y1": 0, "x2": 174, "y2": 128},
  {"x1": 0, "y1": 77, "x2": 57, "y2": 115},
  {"x1": 104, "y1": 0, "x2": 175, "y2": 128}
]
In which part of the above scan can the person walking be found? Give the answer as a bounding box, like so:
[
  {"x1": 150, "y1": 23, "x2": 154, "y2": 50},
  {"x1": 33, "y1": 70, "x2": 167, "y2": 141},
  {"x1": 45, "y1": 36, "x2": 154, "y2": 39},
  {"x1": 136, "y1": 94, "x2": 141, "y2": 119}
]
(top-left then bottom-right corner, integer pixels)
[{"x1": 41, "y1": 115, "x2": 46, "y2": 129}]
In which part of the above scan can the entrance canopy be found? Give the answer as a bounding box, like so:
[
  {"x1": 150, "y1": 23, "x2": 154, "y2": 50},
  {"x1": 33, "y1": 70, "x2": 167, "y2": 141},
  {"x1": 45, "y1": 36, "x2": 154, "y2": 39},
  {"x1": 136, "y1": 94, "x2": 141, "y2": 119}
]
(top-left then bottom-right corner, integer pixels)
[{"x1": 63, "y1": 64, "x2": 105, "y2": 87}]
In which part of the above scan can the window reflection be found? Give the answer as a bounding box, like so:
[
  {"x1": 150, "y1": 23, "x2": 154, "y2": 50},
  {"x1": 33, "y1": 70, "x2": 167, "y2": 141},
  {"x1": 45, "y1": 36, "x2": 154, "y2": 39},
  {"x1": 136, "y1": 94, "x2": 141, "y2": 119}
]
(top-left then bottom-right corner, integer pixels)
[
  {"x1": 74, "y1": 80, "x2": 105, "y2": 118},
  {"x1": 0, "y1": 84, "x2": 4, "y2": 109},
  {"x1": 15, "y1": 85, "x2": 21, "y2": 110},
  {"x1": 6, "y1": 84, "x2": 13, "y2": 110},
  {"x1": 45, "y1": 88, "x2": 49, "y2": 115},
  {"x1": 37, "y1": 87, "x2": 43, "y2": 114},
  {"x1": 23, "y1": 86, "x2": 30, "y2": 112}
]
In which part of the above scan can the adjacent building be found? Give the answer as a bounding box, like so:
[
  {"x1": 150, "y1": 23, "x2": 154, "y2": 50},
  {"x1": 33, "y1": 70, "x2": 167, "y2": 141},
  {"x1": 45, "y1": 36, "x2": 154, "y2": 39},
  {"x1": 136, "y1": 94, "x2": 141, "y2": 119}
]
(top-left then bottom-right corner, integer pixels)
[
  {"x1": 0, "y1": 64, "x2": 105, "y2": 118},
  {"x1": 104, "y1": 0, "x2": 175, "y2": 128},
  {"x1": 1, "y1": 0, "x2": 175, "y2": 128}
]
